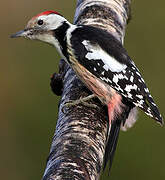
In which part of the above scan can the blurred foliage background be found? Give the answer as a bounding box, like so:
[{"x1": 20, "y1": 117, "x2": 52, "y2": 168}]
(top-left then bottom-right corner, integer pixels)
[{"x1": 1, "y1": 0, "x2": 165, "y2": 179}]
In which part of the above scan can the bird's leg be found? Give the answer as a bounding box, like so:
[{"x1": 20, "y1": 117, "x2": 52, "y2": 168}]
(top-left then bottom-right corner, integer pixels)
[{"x1": 62, "y1": 94, "x2": 99, "y2": 112}]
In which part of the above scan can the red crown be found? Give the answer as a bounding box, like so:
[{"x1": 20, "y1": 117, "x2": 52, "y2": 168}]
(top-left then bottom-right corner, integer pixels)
[{"x1": 33, "y1": 10, "x2": 61, "y2": 19}]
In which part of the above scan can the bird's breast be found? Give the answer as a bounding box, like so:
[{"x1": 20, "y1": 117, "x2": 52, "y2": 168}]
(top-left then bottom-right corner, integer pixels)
[{"x1": 68, "y1": 53, "x2": 116, "y2": 105}]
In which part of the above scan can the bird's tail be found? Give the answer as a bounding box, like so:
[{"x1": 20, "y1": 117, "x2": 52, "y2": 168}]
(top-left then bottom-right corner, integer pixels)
[
  {"x1": 103, "y1": 119, "x2": 121, "y2": 172},
  {"x1": 103, "y1": 99, "x2": 134, "y2": 173},
  {"x1": 140, "y1": 95, "x2": 163, "y2": 125}
]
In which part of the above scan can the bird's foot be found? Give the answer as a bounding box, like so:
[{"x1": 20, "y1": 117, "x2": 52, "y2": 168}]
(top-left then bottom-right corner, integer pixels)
[{"x1": 62, "y1": 94, "x2": 98, "y2": 113}]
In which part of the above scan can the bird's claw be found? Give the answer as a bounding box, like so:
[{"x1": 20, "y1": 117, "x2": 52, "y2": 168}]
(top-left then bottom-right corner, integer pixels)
[{"x1": 61, "y1": 94, "x2": 98, "y2": 113}]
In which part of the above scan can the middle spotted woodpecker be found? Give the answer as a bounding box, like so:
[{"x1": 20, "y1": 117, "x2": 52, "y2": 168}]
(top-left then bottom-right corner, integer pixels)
[{"x1": 11, "y1": 10, "x2": 163, "y2": 170}]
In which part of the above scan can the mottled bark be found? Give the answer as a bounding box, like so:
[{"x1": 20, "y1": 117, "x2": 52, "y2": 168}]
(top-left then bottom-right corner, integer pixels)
[{"x1": 42, "y1": 0, "x2": 131, "y2": 179}]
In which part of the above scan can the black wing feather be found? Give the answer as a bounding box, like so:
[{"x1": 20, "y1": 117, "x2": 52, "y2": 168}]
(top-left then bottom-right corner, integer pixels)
[{"x1": 70, "y1": 25, "x2": 163, "y2": 124}]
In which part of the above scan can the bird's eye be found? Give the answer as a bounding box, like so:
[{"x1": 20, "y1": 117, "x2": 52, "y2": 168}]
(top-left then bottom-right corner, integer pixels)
[{"x1": 37, "y1": 19, "x2": 44, "y2": 25}]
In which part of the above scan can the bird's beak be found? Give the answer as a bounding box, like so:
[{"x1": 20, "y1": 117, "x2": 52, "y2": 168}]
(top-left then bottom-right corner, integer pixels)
[{"x1": 10, "y1": 30, "x2": 26, "y2": 38}]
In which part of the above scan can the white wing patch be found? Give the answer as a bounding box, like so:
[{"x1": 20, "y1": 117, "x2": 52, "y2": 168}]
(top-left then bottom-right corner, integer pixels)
[
  {"x1": 82, "y1": 40, "x2": 127, "y2": 72},
  {"x1": 125, "y1": 84, "x2": 138, "y2": 92},
  {"x1": 130, "y1": 76, "x2": 134, "y2": 82},
  {"x1": 136, "y1": 94, "x2": 143, "y2": 99},
  {"x1": 113, "y1": 74, "x2": 128, "y2": 84}
]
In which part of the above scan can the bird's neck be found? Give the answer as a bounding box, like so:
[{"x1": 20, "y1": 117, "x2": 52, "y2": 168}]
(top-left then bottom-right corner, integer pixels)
[{"x1": 53, "y1": 21, "x2": 74, "y2": 60}]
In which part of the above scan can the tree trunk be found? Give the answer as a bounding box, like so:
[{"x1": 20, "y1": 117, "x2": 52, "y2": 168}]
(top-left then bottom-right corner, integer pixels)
[{"x1": 42, "y1": 0, "x2": 131, "y2": 179}]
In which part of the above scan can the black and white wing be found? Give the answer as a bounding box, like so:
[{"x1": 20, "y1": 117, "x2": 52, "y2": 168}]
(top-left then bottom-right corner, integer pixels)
[{"x1": 69, "y1": 25, "x2": 163, "y2": 124}]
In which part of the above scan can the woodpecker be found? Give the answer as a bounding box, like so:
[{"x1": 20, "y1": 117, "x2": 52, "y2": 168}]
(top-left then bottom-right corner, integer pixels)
[{"x1": 11, "y1": 10, "x2": 163, "y2": 170}]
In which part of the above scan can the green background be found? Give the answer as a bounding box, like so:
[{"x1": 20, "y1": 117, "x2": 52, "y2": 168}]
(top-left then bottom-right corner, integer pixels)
[{"x1": 1, "y1": 0, "x2": 164, "y2": 179}]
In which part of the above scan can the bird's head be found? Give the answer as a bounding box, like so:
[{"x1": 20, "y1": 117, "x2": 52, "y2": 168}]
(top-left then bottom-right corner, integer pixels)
[{"x1": 11, "y1": 11, "x2": 69, "y2": 45}]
